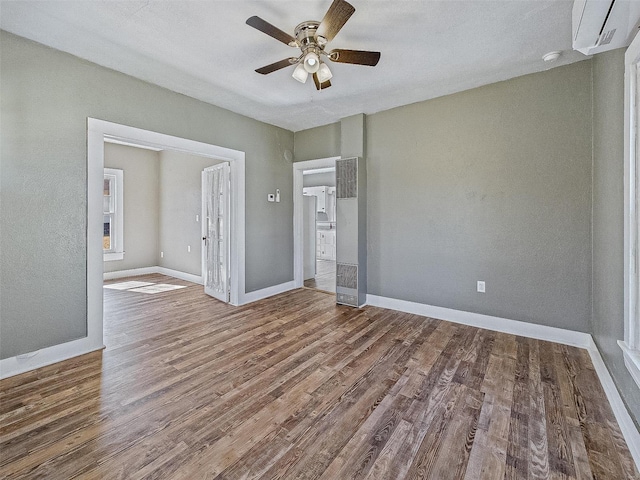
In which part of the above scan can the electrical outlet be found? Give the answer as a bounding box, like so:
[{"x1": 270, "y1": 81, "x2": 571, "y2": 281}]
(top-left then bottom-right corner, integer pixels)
[
  {"x1": 477, "y1": 281, "x2": 486, "y2": 293},
  {"x1": 196, "y1": 214, "x2": 199, "y2": 222},
  {"x1": 187, "y1": 245, "x2": 191, "y2": 253},
  {"x1": 160, "y1": 251, "x2": 164, "y2": 258},
  {"x1": 267, "y1": 193, "x2": 275, "y2": 202}
]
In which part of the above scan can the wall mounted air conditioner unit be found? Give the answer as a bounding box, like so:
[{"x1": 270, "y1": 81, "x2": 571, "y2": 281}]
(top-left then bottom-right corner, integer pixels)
[{"x1": 572, "y1": 0, "x2": 640, "y2": 55}]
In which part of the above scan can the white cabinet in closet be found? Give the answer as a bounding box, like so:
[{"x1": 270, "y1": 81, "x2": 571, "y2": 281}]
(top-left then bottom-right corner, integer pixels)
[
  {"x1": 303, "y1": 186, "x2": 337, "y2": 219},
  {"x1": 317, "y1": 229, "x2": 336, "y2": 261},
  {"x1": 303, "y1": 186, "x2": 326, "y2": 212}
]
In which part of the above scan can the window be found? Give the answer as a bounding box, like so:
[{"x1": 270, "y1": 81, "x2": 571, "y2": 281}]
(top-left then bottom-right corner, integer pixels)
[
  {"x1": 103, "y1": 168, "x2": 124, "y2": 261},
  {"x1": 622, "y1": 32, "x2": 640, "y2": 388}
]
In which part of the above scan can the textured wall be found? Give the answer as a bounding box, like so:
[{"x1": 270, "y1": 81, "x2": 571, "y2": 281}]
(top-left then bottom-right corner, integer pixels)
[
  {"x1": 103, "y1": 143, "x2": 160, "y2": 273},
  {"x1": 592, "y1": 48, "x2": 640, "y2": 426},
  {"x1": 0, "y1": 31, "x2": 294, "y2": 359},
  {"x1": 158, "y1": 150, "x2": 223, "y2": 276},
  {"x1": 366, "y1": 61, "x2": 593, "y2": 332},
  {"x1": 294, "y1": 122, "x2": 341, "y2": 162}
]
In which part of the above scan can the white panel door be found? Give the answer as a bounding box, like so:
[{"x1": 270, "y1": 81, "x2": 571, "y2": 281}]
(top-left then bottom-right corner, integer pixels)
[
  {"x1": 202, "y1": 163, "x2": 230, "y2": 302},
  {"x1": 303, "y1": 195, "x2": 317, "y2": 280}
]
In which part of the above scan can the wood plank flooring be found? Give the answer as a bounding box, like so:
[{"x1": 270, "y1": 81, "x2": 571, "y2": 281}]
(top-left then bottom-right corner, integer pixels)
[
  {"x1": 1, "y1": 274, "x2": 638, "y2": 479},
  {"x1": 304, "y1": 260, "x2": 336, "y2": 293}
]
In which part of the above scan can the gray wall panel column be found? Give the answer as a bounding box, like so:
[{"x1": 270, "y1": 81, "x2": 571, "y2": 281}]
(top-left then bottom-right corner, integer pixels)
[{"x1": 337, "y1": 114, "x2": 367, "y2": 306}]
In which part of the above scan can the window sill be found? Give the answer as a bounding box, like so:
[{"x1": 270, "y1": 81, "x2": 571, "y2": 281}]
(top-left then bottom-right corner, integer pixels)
[
  {"x1": 104, "y1": 252, "x2": 124, "y2": 262},
  {"x1": 618, "y1": 340, "x2": 640, "y2": 389}
]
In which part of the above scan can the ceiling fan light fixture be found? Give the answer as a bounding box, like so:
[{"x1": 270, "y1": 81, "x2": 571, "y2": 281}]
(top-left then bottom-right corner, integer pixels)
[
  {"x1": 247, "y1": 0, "x2": 381, "y2": 90},
  {"x1": 292, "y1": 63, "x2": 309, "y2": 83},
  {"x1": 317, "y1": 62, "x2": 333, "y2": 83},
  {"x1": 303, "y1": 52, "x2": 320, "y2": 73}
]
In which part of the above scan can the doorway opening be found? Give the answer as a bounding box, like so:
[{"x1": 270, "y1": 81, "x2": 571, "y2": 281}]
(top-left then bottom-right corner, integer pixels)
[
  {"x1": 88, "y1": 119, "x2": 246, "y2": 351},
  {"x1": 101, "y1": 140, "x2": 232, "y2": 298},
  {"x1": 293, "y1": 157, "x2": 340, "y2": 293},
  {"x1": 303, "y1": 174, "x2": 336, "y2": 292}
]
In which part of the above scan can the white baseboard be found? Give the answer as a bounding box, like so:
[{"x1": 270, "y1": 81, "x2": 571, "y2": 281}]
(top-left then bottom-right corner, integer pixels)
[
  {"x1": 366, "y1": 294, "x2": 592, "y2": 348},
  {"x1": 156, "y1": 267, "x2": 203, "y2": 285},
  {"x1": 104, "y1": 266, "x2": 203, "y2": 285},
  {"x1": 0, "y1": 337, "x2": 104, "y2": 380},
  {"x1": 586, "y1": 338, "x2": 640, "y2": 469},
  {"x1": 366, "y1": 294, "x2": 640, "y2": 471},
  {"x1": 103, "y1": 266, "x2": 159, "y2": 280},
  {"x1": 241, "y1": 280, "x2": 296, "y2": 305}
]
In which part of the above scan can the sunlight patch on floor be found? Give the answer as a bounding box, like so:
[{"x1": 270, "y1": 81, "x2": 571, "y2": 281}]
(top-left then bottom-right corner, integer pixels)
[
  {"x1": 129, "y1": 284, "x2": 187, "y2": 294},
  {"x1": 103, "y1": 281, "x2": 154, "y2": 290},
  {"x1": 104, "y1": 281, "x2": 186, "y2": 294}
]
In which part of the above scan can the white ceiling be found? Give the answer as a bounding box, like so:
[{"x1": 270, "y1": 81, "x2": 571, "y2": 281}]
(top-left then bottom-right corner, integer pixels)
[{"x1": 0, "y1": 0, "x2": 588, "y2": 132}]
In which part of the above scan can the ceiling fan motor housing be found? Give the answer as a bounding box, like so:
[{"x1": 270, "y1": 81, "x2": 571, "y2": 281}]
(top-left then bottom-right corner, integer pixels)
[
  {"x1": 294, "y1": 21, "x2": 324, "y2": 49},
  {"x1": 295, "y1": 21, "x2": 325, "y2": 73}
]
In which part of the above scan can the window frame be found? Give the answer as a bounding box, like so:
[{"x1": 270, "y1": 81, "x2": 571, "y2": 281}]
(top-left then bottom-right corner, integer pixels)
[
  {"x1": 103, "y1": 168, "x2": 124, "y2": 262},
  {"x1": 622, "y1": 31, "x2": 640, "y2": 389}
]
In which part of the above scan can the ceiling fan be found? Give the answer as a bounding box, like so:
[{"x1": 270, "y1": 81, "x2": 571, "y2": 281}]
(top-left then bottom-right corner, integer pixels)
[{"x1": 246, "y1": 0, "x2": 380, "y2": 90}]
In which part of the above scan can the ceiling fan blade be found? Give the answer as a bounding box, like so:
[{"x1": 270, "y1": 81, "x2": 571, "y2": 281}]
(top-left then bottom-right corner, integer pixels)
[
  {"x1": 329, "y1": 49, "x2": 381, "y2": 66},
  {"x1": 317, "y1": 0, "x2": 355, "y2": 42},
  {"x1": 255, "y1": 58, "x2": 298, "y2": 75},
  {"x1": 313, "y1": 73, "x2": 332, "y2": 90},
  {"x1": 246, "y1": 16, "x2": 296, "y2": 46}
]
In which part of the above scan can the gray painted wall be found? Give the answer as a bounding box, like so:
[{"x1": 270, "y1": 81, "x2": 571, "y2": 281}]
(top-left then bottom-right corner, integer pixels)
[
  {"x1": 294, "y1": 123, "x2": 341, "y2": 161},
  {"x1": 366, "y1": 61, "x2": 593, "y2": 332},
  {"x1": 158, "y1": 150, "x2": 223, "y2": 276},
  {"x1": 592, "y1": 49, "x2": 640, "y2": 426},
  {"x1": 103, "y1": 143, "x2": 160, "y2": 273},
  {"x1": 303, "y1": 171, "x2": 335, "y2": 187},
  {"x1": 0, "y1": 31, "x2": 294, "y2": 359}
]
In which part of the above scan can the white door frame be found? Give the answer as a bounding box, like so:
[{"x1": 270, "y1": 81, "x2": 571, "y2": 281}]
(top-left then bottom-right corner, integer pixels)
[
  {"x1": 293, "y1": 157, "x2": 340, "y2": 287},
  {"x1": 88, "y1": 118, "x2": 246, "y2": 346},
  {"x1": 622, "y1": 32, "x2": 640, "y2": 389}
]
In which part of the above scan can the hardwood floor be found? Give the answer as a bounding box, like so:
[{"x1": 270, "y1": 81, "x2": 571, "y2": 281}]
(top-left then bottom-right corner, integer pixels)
[
  {"x1": 304, "y1": 259, "x2": 336, "y2": 293},
  {"x1": 1, "y1": 274, "x2": 638, "y2": 479}
]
